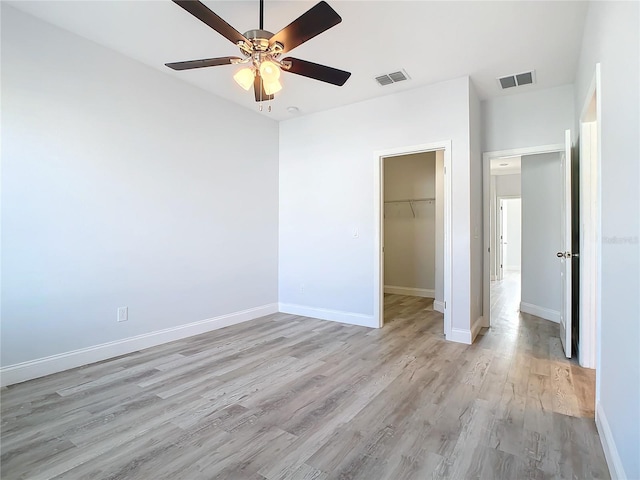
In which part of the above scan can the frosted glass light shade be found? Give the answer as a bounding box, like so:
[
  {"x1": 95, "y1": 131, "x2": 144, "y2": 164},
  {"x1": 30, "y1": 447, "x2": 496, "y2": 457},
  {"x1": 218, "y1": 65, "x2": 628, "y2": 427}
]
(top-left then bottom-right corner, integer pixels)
[
  {"x1": 233, "y1": 68, "x2": 254, "y2": 90},
  {"x1": 259, "y1": 61, "x2": 280, "y2": 82},
  {"x1": 263, "y1": 79, "x2": 282, "y2": 95}
]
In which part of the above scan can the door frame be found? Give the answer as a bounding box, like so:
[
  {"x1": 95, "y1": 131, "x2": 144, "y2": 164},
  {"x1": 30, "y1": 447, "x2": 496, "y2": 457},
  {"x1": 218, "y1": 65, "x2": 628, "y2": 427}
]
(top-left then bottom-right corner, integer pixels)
[
  {"x1": 373, "y1": 140, "x2": 452, "y2": 337},
  {"x1": 482, "y1": 143, "x2": 564, "y2": 328},
  {"x1": 578, "y1": 64, "x2": 602, "y2": 371}
]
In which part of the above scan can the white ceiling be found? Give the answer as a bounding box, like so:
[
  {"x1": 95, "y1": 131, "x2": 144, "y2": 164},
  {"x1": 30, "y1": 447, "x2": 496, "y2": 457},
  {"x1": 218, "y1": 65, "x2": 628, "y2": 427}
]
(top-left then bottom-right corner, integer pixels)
[
  {"x1": 8, "y1": 1, "x2": 589, "y2": 121},
  {"x1": 490, "y1": 155, "x2": 521, "y2": 175}
]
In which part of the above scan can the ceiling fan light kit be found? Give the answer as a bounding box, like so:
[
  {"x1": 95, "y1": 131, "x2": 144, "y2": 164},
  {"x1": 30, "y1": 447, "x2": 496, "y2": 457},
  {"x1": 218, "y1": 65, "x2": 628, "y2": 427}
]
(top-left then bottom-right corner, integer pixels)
[{"x1": 165, "y1": 0, "x2": 351, "y2": 111}]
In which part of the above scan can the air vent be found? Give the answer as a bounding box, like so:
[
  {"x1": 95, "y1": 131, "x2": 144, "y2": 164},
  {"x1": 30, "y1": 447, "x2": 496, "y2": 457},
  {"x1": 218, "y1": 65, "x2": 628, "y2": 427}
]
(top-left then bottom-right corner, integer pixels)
[
  {"x1": 497, "y1": 70, "x2": 536, "y2": 89},
  {"x1": 375, "y1": 69, "x2": 410, "y2": 86}
]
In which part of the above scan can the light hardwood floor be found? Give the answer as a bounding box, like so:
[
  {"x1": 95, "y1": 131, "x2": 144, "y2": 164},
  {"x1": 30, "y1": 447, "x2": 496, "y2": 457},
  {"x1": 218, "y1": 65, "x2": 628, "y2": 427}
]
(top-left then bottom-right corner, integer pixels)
[{"x1": 1, "y1": 277, "x2": 608, "y2": 479}]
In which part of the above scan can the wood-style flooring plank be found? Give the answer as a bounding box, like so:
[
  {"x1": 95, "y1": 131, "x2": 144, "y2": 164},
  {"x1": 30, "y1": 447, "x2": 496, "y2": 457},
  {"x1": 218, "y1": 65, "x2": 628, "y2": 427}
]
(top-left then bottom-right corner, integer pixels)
[{"x1": 1, "y1": 274, "x2": 608, "y2": 479}]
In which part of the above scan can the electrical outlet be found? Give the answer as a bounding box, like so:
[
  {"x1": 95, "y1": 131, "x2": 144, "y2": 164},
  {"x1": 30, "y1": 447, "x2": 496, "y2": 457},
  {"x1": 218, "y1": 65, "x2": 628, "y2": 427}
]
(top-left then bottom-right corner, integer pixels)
[{"x1": 117, "y1": 306, "x2": 128, "y2": 322}]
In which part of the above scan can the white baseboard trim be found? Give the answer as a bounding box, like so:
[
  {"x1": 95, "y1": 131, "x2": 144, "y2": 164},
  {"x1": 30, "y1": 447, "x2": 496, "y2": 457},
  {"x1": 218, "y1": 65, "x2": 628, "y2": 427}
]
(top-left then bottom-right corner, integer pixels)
[
  {"x1": 278, "y1": 303, "x2": 377, "y2": 328},
  {"x1": 596, "y1": 401, "x2": 626, "y2": 479},
  {"x1": 447, "y1": 327, "x2": 472, "y2": 345},
  {"x1": 471, "y1": 316, "x2": 484, "y2": 343},
  {"x1": 520, "y1": 302, "x2": 560, "y2": 323},
  {"x1": 433, "y1": 300, "x2": 445, "y2": 314},
  {"x1": 0, "y1": 303, "x2": 279, "y2": 387},
  {"x1": 384, "y1": 285, "x2": 435, "y2": 298}
]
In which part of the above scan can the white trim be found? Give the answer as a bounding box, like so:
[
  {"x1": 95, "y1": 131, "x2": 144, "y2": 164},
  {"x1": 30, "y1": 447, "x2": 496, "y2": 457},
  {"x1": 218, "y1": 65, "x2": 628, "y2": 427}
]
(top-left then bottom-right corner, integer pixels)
[
  {"x1": 471, "y1": 316, "x2": 484, "y2": 342},
  {"x1": 0, "y1": 303, "x2": 279, "y2": 387},
  {"x1": 448, "y1": 327, "x2": 472, "y2": 344},
  {"x1": 433, "y1": 300, "x2": 445, "y2": 313},
  {"x1": 578, "y1": 63, "x2": 602, "y2": 373},
  {"x1": 519, "y1": 302, "x2": 560, "y2": 323},
  {"x1": 384, "y1": 285, "x2": 435, "y2": 298},
  {"x1": 278, "y1": 303, "x2": 377, "y2": 328},
  {"x1": 483, "y1": 144, "x2": 564, "y2": 327},
  {"x1": 596, "y1": 401, "x2": 626, "y2": 479},
  {"x1": 374, "y1": 140, "x2": 452, "y2": 337}
]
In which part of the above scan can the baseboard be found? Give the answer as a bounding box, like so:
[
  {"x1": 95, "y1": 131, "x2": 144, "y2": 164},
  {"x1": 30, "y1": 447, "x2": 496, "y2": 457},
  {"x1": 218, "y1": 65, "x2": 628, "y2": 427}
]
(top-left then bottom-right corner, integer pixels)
[
  {"x1": 447, "y1": 327, "x2": 472, "y2": 345},
  {"x1": 471, "y1": 316, "x2": 484, "y2": 342},
  {"x1": 433, "y1": 300, "x2": 445, "y2": 313},
  {"x1": 520, "y1": 302, "x2": 560, "y2": 323},
  {"x1": 278, "y1": 303, "x2": 377, "y2": 328},
  {"x1": 596, "y1": 401, "x2": 626, "y2": 479},
  {"x1": 384, "y1": 285, "x2": 435, "y2": 298},
  {"x1": 0, "y1": 303, "x2": 279, "y2": 387}
]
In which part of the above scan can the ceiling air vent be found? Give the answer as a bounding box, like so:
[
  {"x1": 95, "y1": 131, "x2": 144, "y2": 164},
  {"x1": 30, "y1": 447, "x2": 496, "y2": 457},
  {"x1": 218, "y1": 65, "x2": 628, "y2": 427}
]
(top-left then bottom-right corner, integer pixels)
[
  {"x1": 375, "y1": 69, "x2": 410, "y2": 86},
  {"x1": 498, "y1": 70, "x2": 536, "y2": 89}
]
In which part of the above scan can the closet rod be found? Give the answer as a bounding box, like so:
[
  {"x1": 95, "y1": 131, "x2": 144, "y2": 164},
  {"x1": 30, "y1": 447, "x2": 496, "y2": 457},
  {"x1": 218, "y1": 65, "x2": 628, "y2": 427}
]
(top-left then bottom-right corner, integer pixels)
[{"x1": 384, "y1": 197, "x2": 435, "y2": 204}]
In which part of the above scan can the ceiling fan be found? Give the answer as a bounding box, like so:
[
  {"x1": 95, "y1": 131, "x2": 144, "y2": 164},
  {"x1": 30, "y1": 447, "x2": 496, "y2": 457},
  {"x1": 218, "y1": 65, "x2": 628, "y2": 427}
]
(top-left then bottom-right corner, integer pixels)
[{"x1": 165, "y1": 0, "x2": 351, "y2": 106}]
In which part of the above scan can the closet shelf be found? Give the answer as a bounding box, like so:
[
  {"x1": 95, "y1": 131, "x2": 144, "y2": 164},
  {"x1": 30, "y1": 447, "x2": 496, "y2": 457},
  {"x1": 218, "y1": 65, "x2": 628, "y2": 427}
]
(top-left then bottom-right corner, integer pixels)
[{"x1": 384, "y1": 198, "x2": 435, "y2": 218}]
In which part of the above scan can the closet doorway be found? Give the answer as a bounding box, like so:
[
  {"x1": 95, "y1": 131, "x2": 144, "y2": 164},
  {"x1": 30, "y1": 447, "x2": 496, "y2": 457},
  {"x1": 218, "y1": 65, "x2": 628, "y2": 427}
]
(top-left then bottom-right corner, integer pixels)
[{"x1": 374, "y1": 142, "x2": 452, "y2": 337}]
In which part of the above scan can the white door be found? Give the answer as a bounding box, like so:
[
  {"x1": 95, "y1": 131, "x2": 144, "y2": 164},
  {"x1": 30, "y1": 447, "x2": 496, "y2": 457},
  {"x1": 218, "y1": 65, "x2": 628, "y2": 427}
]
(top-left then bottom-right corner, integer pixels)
[{"x1": 559, "y1": 129, "x2": 573, "y2": 358}]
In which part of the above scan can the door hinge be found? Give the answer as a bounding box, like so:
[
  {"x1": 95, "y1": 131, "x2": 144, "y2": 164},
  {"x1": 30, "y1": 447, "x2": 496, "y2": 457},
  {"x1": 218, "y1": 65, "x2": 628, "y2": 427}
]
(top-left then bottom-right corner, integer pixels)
[{"x1": 444, "y1": 301, "x2": 447, "y2": 309}]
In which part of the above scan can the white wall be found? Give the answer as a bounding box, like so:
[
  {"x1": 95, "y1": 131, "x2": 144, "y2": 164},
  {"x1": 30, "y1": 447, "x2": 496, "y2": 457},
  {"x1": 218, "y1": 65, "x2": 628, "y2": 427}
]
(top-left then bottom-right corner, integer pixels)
[
  {"x1": 520, "y1": 153, "x2": 562, "y2": 320},
  {"x1": 503, "y1": 198, "x2": 521, "y2": 270},
  {"x1": 1, "y1": 7, "x2": 279, "y2": 371},
  {"x1": 279, "y1": 76, "x2": 475, "y2": 338},
  {"x1": 574, "y1": 2, "x2": 640, "y2": 478},
  {"x1": 384, "y1": 153, "x2": 436, "y2": 294},
  {"x1": 482, "y1": 84, "x2": 575, "y2": 152}
]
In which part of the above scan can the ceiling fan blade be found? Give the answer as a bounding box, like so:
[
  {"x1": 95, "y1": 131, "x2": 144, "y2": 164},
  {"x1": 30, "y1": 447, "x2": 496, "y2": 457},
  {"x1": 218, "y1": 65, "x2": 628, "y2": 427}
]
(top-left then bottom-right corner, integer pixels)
[
  {"x1": 165, "y1": 56, "x2": 242, "y2": 71},
  {"x1": 254, "y1": 75, "x2": 274, "y2": 102},
  {"x1": 269, "y1": 1, "x2": 342, "y2": 53},
  {"x1": 173, "y1": 0, "x2": 248, "y2": 45},
  {"x1": 282, "y1": 57, "x2": 351, "y2": 86}
]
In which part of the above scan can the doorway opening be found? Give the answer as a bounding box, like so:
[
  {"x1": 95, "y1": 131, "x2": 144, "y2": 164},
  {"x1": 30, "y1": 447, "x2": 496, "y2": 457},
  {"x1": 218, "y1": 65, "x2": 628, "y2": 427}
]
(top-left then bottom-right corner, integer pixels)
[
  {"x1": 374, "y1": 141, "x2": 452, "y2": 338},
  {"x1": 483, "y1": 145, "x2": 568, "y2": 347}
]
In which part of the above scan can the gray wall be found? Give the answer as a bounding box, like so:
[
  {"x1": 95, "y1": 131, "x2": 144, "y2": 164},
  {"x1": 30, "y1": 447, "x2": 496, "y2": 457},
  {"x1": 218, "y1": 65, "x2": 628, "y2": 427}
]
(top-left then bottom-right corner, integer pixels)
[
  {"x1": 520, "y1": 153, "x2": 563, "y2": 317},
  {"x1": 469, "y1": 81, "x2": 484, "y2": 327},
  {"x1": 1, "y1": 6, "x2": 279, "y2": 366},
  {"x1": 384, "y1": 153, "x2": 436, "y2": 292},
  {"x1": 574, "y1": 2, "x2": 640, "y2": 477},
  {"x1": 495, "y1": 174, "x2": 522, "y2": 196},
  {"x1": 279, "y1": 76, "x2": 475, "y2": 335},
  {"x1": 482, "y1": 84, "x2": 575, "y2": 152}
]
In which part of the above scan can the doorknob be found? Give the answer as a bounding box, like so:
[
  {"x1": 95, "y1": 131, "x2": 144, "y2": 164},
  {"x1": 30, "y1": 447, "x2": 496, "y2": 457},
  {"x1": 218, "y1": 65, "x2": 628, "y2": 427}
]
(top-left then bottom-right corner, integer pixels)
[
  {"x1": 557, "y1": 252, "x2": 565, "y2": 258},
  {"x1": 556, "y1": 251, "x2": 575, "y2": 259}
]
